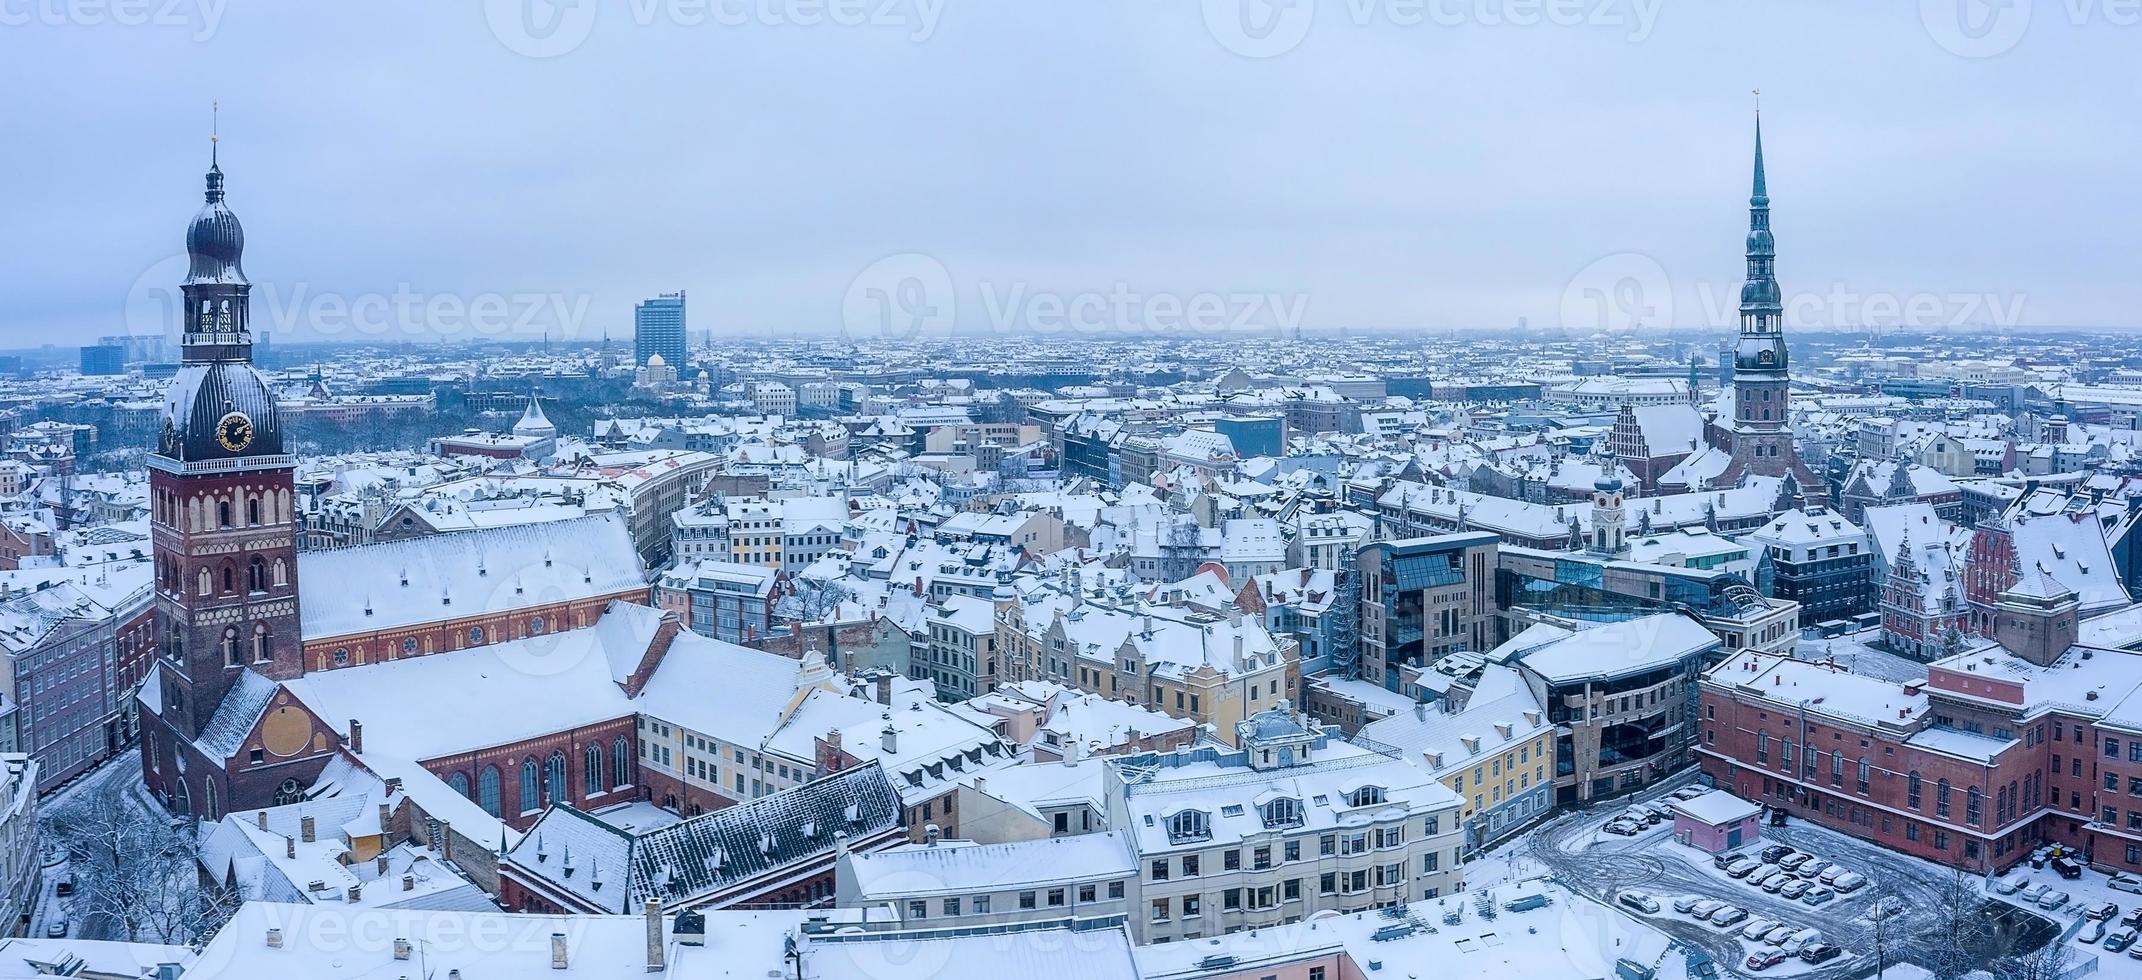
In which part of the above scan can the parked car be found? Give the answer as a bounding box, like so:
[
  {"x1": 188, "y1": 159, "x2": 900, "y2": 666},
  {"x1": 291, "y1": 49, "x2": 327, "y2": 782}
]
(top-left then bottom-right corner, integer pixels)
[
  {"x1": 1777, "y1": 852, "x2": 1813, "y2": 871},
  {"x1": 2109, "y1": 873, "x2": 2142, "y2": 895},
  {"x1": 1779, "y1": 880, "x2": 1811, "y2": 900},
  {"x1": 1711, "y1": 906, "x2": 1749, "y2": 927},
  {"x1": 2019, "y1": 884, "x2": 2049, "y2": 904},
  {"x1": 2127, "y1": 943, "x2": 2142, "y2": 962},
  {"x1": 1689, "y1": 900, "x2": 1726, "y2": 918},
  {"x1": 2054, "y1": 856, "x2": 2086, "y2": 880},
  {"x1": 1715, "y1": 852, "x2": 1747, "y2": 870},
  {"x1": 1622, "y1": 807, "x2": 1652, "y2": 826},
  {"x1": 1760, "y1": 845, "x2": 1794, "y2": 863},
  {"x1": 1618, "y1": 892, "x2": 1661, "y2": 915},
  {"x1": 1672, "y1": 896, "x2": 1704, "y2": 914},
  {"x1": 1740, "y1": 919, "x2": 1780, "y2": 941},
  {"x1": 1831, "y1": 871, "x2": 1867, "y2": 893},
  {"x1": 1761, "y1": 875, "x2": 1790, "y2": 894},
  {"x1": 1817, "y1": 866, "x2": 1850, "y2": 885},
  {"x1": 2038, "y1": 890, "x2": 2072, "y2": 910},
  {"x1": 1801, "y1": 886, "x2": 1836, "y2": 906},
  {"x1": 1763, "y1": 926, "x2": 1797, "y2": 945},
  {"x1": 1673, "y1": 786, "x2": 1712, "y2": 801},
  {"x1": 1867, "y1": 897, "x2": 1906, "y2": 922},
  {"x1": 42, "y1": 921, "x2": 64, "y2": 939},
  {"x1": 2086, "y1": 902, "x2": 2120, "y2": 921},
  {"x1": 1745, "y1": 950, "x2": 1789, "y2": 972},
  {"x1": 2082, "y1": 919, "x2": 2109, "y2": 945},
  {"x1": 1726, "y1": 859, "x2": 1761, "y2": 878},
  {"x1": 1994, "y1": 872, "x2": 2028, "y2": 895},
  {"x1": 1746, "y1": 866, "x2": 1780, "y2": 887},
  {"x1": 1781, "y1": 929, "x2": 1822, "y2": 954},
  {"x1": 1800, "y1": 944, "x2": 1844, "y2": 965},
  {"x1": 53, "y1": 879, "x2": 72, "y2": 898},
  {"x1": 2104, "y1": 928, "x2": 2137, "y2": 953},
  {"x1": 1795, "y1": 859, "x2": 1831, "y2": 879},
  {"x1": 1603, "y1": 819, "x2": 1641, "y2": 836},
  {"x1": 2120, "y1": 907, "x2": 2142, "y2": 930}
]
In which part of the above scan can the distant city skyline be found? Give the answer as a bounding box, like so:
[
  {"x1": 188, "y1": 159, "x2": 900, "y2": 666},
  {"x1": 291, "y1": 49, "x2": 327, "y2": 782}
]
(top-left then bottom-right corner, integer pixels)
[{"x1": 4, "y1": 3, "x2": 2136, "y2": 347}]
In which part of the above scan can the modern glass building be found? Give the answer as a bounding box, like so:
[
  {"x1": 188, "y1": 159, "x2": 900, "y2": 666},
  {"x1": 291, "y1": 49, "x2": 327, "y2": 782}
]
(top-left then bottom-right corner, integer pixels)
[{"x1": 634, "y1": 290, "x2": 688, "y2": 369}]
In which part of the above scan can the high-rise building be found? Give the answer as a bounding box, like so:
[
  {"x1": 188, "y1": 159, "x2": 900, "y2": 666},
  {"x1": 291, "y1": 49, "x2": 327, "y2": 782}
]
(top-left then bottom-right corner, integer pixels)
[
  {"x1": 78, "y1": 342, "x2": 125, "y2": 375},
  {"x1": 634, "y1": 290, "x2": 687, "y2": 370}
]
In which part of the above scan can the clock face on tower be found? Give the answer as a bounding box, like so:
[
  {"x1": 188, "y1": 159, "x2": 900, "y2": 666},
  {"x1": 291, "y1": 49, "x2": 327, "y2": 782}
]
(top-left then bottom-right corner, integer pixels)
[{"x1": 216, "y1": 412, "x2": 255, "y2": 453}]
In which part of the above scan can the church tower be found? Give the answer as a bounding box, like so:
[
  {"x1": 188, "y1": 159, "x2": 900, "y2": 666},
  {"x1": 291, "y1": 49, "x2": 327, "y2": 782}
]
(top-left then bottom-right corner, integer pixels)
[
  {"x1": 1588, "y1": 472, "x2": 1627, "y2": 556},
  {"x1": 1719, "y1": 115, "x2": 1826, "y2": 504},
  {"x1": 147, "y1": 131, "x2": 304, "y2": 747}
]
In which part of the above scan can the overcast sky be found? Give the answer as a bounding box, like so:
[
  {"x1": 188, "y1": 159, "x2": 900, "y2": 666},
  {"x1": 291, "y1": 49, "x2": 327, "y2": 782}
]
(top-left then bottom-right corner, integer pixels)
[{"x1": 2, "y1": 0, "x2": 2136, "y2": 348}]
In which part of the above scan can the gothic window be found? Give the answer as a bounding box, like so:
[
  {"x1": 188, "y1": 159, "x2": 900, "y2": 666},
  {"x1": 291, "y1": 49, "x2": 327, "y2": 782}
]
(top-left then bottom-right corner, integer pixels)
[
  {"x1": 479, "y1": 767, "x2": 501, "y2": 816},
  {"x1": 202, "y1": 779, "x2": 217, "y2": 822},
  {"x1": 613, "y1": 738, "x2": 631, "y2": 789},
  {"x1": 518, "y1": 759, "x2": 539, "y2": 813},
  {"x1": 247, "y1": 495, "x2": 261, "y2": 526},
  {"x1": 253, "y1": 624, "x2": 271, "y2": 663},
  {"x1": 199, "y1": 567, "x2": 213, "y2": 596},
  {"x1": 273, "y1": 558, "x2": 288, "y2": 587},
  {"x1": 248, "y1": 556, "x2": 266, "y2": 593},
  {"x1": 221, "y1": 628, "x2": 240, "y2": 668},
  {"x1": 222, "y1": 565, "x2": 234, "y2": 594},
  {"x1": 447, "y1": 772, "x2": 470, "y2": 798},
  {"x1": 544, "y1": 752, "x2": 567, "y2": 803},
  {"x1": 217, "y1": 499, "x2": 232, "y2": 528},
  {"x1": 272, "y1": 778, "x2": 305, "y2": 807},
  {"x1": 584, "y1": 744, "x2": 603, "y2": 796}
]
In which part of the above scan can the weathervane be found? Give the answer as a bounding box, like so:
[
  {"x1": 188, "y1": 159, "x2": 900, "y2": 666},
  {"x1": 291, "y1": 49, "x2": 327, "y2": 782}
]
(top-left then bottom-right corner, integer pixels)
[{"x1": 211, "y1": 99, "x2": 221, "y2": 165}]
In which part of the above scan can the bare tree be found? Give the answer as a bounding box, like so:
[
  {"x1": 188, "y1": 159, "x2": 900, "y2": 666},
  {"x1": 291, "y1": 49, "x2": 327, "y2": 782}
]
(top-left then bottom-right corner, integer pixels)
[
  {"x1": 1923, "y1": 867, "x2": 1988, "y2": 980},
  {"x1": 778, "y1": 580, "x2": 855, "y2": 625},
  {"x1": 1990, "y1": 934, "x2": 2078, "y2": 980},
  {"x1": 51, "y1": 807, "x2": 236, "y2": 944}
]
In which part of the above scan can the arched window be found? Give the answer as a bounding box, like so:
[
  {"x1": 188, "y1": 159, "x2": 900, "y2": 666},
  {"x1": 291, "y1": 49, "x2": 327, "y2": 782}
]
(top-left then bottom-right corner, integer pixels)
[
  {"x1": 252, "y1": 624, "x2": 271, "y2": 663},
  {"x1": 584, "y1": 744, "x2": 603, "y2": 796},
  {"x1": 221, "y1": 565, "x2": 234, "y2": 594},
  {"x1": 248, "y1": 556, "x2": 266, "y2": 593},
  {"x1": 518, "y1": 759, "x2": 539, "y2": 813},
  {"x1": 202, "y1": 779, "x2": 217, "y2": 822},
  {"x1": 217, "y1": 499, "x2": 232, "y2": 528},
  {"x1": 530, "y1": 617, "x2": 545, "y2": 636},
  {"x1": 198, "y1": 568, "x2": 212, "y2": 596},
  {"x1": 478, "y1": 767, "x2": 502, "y2": 816},
  {"x1": 469, "y1": 627, "x2": 484, "y2": 645},
  {"x1": 1165, "y1": 809, "x2": 1211, "y2": 843},
  {"x1": 1966, "y1": 786, "x2": 1984, "y2": 826},
  {"x1": 544, "y1": 752, "x2": 567, "y2": 804},
  {"x1": 272, "y1": 778, "x2": 304, "y2": 807},
  {"x1": 612, "y1": 738, "x2": 632, "y2": 789},
  {"x1": 273, "y1": 559, "x2": 287, "y2": 587},
  {"x1": 447, "y1": 772, "x2": 471, "y2": 798},
  {"x1": 1936, "y1": 779, "x2": 1952, "y2": 818},
  {"x1": 1856, "y1": 757, "x2": 1870, "y2": 793},
  {"x1": 247, "y1": 495, "x2": 261, "y2": 526},
  {"x1": 403, "y1": 637, "x2": 419, "y2": 655},
  {"x1": 221, "y1": 628, "x2": 240, "y2": 668}
]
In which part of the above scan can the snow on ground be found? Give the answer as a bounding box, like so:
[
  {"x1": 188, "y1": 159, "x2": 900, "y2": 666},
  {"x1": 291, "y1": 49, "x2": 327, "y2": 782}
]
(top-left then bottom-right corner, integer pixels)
[
  {"x1": 1793, "y1": 630, "x2": 1926, "y2": 684},
  {"x1": 1983, "y1": 853, "x2": 2142, "y2": 978}
]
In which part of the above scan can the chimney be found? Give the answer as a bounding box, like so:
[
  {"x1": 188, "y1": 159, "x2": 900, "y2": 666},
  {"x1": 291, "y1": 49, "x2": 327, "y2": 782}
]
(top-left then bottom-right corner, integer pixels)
[
  {"x1": 349, "y1": 719, "x2": 364, "y2": 754},
  {"x1": 285, "y1": 835, "x2": 296, "y2": 859},
  {"x1": 882, "y1": 725, "x2": 898, "y2": 754},
  {"x1": 348, "y1": 883, "x2": 362, "y2": 902},
  {"x1": 440, "y1": 820, "x2": 454, "y2": 862},
  {"x1": 403, "y1": 873, "x2": 415, "y2": 892},
  {"x1": 645, "y1": 897, "x2": 666, "y2": 972},
  {"x1": 875, "y1": 671, "x2": 893, "y2": 705},
  {"x1": 551, "y1": 933, "x2": 569, "y2": 970},
  {"x1": 376, "y1": 853, "x2": 389, "y2": 875},
  {"x1": 301, "y1": 815, "x2": 316, "y2": 843},
  {"x1": 925, "y1": 824, "x2": 941, "y2": 846},
  {"x1": 378, "y1": 802, "x2": 391, "y2": 834},
  {"x1": 266, "y1": 928, "x2": 284, "y2": 949},
  {"x1": 393, "y1": 938, "x2": 412, "y2": 961},
  {"x1": 256, "y1": 810, "x2": 269, "y2": 831}
]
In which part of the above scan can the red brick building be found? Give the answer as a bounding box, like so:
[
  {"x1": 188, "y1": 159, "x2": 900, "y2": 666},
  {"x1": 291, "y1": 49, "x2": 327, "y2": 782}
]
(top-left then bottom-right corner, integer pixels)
[{"x1": 1701, "y1": 572, "x2": 2142, "y2": 874}]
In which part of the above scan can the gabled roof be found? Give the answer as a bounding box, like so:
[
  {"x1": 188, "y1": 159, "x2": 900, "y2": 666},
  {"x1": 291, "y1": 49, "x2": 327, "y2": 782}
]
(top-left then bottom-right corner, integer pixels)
[{"x1": 506, "y1": 761, "x2": 903, "y2": 913}]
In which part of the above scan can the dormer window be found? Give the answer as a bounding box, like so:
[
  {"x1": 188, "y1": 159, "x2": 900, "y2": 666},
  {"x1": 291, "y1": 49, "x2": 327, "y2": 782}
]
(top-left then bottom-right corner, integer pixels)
[
  {"x1": 1260, "y1": 797, "x2": 1304, "y2": 828},
  {"x1": 1165, "y1": 809, "x2": 1211, "y2": 844},
  {"x1": 1347, "y1": 785, "x2": 1387, "y2": 807}
]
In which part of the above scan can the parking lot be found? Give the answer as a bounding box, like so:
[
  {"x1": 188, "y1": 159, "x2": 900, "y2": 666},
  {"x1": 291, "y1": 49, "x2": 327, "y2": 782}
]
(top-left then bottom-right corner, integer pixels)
[{"x1": 1522, "y1": 783, "x2": 2060, "y2": 980}]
